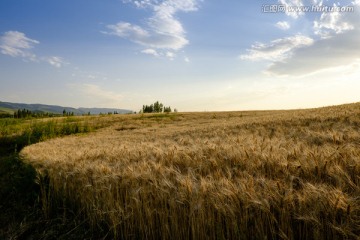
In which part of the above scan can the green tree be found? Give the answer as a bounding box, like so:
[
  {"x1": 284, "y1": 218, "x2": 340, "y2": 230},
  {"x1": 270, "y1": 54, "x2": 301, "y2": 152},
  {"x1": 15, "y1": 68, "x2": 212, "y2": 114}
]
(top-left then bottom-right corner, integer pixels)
[
  {"x1": 153, "y1": 101, "x2": 163, "y2": 113},
  {"x1": 142, "y1": 101, "x2": 175, "y2": 113},
  {"x1": 164, "y1": 106, "x2": 171, "y2": 113}
]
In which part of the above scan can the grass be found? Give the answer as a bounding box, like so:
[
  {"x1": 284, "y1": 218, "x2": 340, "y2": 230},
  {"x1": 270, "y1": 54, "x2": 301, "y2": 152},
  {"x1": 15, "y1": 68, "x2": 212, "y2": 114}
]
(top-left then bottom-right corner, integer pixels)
[{"x1": 15, "y1": 103, "x2": 360, "y2": 239}]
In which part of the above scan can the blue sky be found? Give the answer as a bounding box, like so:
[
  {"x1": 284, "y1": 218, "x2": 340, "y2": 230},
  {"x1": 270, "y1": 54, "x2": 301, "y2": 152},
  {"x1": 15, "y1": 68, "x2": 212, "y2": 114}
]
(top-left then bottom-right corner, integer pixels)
[{"x1": 1, "y1": 0, "x2": 359, "y2": 111}]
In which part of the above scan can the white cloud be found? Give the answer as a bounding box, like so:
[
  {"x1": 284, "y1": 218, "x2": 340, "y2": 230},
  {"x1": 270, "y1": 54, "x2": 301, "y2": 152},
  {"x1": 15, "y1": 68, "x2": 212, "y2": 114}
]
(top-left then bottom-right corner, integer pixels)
[
  {"x1": 314, "y1": 5, "x2": 354, "y2": 38},
  {"x1": 239, "y1": 34, "x2": 314, "y2": 62},
  {"x1": 141, "y1": 48, "x2": 176, "y2": 60},
  {"x1": 106, "y1": 0, "x2": 201, "y2": 54},
  {"x1": 131, "y1": 0, "x2": 153, "y2": 8},
  {"x1": 141, "y1": 48, "x2": 159, "y2": 56},
  {"x1": 0, "y1": 31, "x2": 39, "y2": 61},
  {"x1": 107, "y1": 22, "x2": 150, "y2": 43},
  {"x1": 45, "y1": 56, "x2": 67, "y2": 68},
  {"x1": 165, "y1": 51, "x2": 175, "y2": 60},
  {"x1": 0, "y1": 30, "x2": 68, "y2": 68},
  {"x1": 184, "y1": 56, "x2": 190, "y2": 62},
  {"x1": 276, "y1": 21, "x2": 290, "y2": 30}
]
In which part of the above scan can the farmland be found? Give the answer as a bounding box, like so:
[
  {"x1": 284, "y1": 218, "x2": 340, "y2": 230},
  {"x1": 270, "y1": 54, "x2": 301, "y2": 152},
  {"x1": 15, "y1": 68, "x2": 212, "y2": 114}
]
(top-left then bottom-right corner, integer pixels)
[{"x1": 11, "y1": 103, "x2": 360, "y2": 239}]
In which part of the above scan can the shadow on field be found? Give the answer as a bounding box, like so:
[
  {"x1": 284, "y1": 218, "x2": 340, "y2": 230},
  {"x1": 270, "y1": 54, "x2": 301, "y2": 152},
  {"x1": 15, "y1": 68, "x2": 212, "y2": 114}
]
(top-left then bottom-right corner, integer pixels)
[
  {"x1": 0, "y1": 130, "x2": 108, "y2": 239},
  {"x1": 0, "y1": 134, "x2": 39, "y2": 238}
]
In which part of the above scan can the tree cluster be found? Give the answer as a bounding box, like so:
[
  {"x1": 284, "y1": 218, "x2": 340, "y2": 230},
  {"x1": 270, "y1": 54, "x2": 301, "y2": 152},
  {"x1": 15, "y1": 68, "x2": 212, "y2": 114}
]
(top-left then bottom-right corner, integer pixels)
[
  {"x1": 13, "y1": 109, "x2": 57, "y2": 119},
  {"x1": 62, "y1": 109, "x2": 75, "y2": 116},
  {"x1": 141, "y1": 101, "x2": 173, "y2": 113}
]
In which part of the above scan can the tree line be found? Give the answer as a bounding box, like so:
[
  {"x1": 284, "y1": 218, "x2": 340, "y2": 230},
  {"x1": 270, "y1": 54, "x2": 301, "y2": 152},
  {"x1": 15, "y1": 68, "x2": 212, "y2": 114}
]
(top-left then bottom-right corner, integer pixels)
[
  {"x1": 1, "y1": 102, "x2": 177, "y2": 119},
  {"x1": 13, "y1": 109, "x2": 59, "y2": 119},
  {"x1": 140, "y1": 101, "x2": 176, "y2": 113},
  {"x1": 12, "y1": 109, "x2": 75, "y2": 119}
]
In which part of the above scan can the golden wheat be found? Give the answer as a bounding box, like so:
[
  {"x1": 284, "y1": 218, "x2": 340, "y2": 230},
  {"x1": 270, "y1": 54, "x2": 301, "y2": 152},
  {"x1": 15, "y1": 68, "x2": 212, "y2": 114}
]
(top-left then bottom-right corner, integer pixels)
[{"x1": 21, "y1": 103, "x2": 360, "y2": 239}]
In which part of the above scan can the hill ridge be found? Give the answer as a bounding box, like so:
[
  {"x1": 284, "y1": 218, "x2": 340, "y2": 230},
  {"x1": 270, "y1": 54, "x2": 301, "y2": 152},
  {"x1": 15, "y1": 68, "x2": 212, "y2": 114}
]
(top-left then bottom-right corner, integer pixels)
[{"x1": 0, "y1": 101, "x2": 132, "y2": 115}]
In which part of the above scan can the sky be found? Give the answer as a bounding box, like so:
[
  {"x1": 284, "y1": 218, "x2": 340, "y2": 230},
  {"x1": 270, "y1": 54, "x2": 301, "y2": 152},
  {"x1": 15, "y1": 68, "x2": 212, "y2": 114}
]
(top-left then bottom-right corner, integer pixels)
[{"x1": 0, "y1": 0, "x2": 359, "y2": 112}]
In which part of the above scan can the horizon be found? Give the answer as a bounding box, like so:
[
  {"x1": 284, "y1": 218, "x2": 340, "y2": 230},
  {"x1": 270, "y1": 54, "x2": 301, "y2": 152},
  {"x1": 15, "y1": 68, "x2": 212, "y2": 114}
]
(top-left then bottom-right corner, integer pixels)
[
  {"x1": 2, "y1": 99, "x2": 359, "y2": 113},
  {"x1": 1, "y1": 0, "x2": 360, "y2": 112}
]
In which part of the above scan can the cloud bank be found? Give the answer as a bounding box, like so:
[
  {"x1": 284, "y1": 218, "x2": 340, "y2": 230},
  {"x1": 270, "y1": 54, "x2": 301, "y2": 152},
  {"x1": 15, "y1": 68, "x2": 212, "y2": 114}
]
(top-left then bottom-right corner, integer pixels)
[
  {"x1": 269, "y1": 2, "x2": 360, "y2": 76},
  {"x1": 267, "y1": 28, "x2": 360, "y2": 76},
  {"x1": 241, "y1": 1, "x2": 360, "y2": 76}
]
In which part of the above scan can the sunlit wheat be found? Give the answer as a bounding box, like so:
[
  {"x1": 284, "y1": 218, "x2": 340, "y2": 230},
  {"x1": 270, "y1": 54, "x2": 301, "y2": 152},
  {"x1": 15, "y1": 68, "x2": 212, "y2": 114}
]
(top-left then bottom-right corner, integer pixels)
[{"x1": 21, "y1": 103, "x2": 360, "y2": 239}]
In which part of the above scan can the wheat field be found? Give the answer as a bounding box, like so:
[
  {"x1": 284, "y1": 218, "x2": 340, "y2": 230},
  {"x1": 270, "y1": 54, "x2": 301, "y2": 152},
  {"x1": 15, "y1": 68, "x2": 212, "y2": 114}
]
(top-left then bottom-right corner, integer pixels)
[{"x1": 21, "y1": 103, "x2": 360, "y2": 239}]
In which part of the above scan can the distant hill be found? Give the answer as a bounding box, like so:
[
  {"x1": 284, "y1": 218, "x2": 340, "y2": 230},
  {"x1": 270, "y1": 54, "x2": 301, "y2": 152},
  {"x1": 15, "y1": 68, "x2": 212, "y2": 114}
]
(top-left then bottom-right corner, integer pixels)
[
  {"x1": 0, "y1": 101, "x2": 133, "y2": 115},
  {"x1": 78, "y1": 107, "x2": 132, "y2": 115}
]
